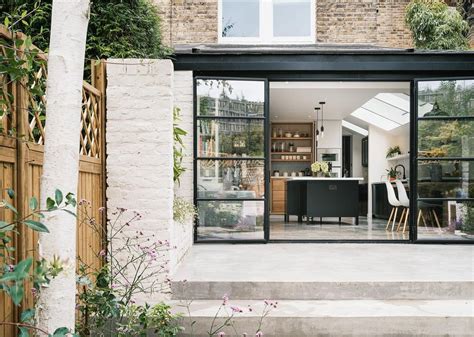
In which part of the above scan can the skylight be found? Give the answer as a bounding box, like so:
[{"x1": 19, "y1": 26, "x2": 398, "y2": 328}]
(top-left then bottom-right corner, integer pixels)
[
  {"x1": 352, "y1": 107, "x2": 400, "y2": 131},
  {"x1": 342, "y1": 120, "x2": 368, "y2": 136},
  {"x1": 349, "y1": 93, "x2": 411, "y2": 131}
]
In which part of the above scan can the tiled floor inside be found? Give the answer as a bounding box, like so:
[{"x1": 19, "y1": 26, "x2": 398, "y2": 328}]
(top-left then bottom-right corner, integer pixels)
[
  {"x1": 269, "y1": 215, "x2": 466, "y2": 240},
  {"x1": 197, "y1": 216, "x2": 472, "y2": 241},
  {"x1": 270, "y1": 215, "x2": 406, "y2": 240}
]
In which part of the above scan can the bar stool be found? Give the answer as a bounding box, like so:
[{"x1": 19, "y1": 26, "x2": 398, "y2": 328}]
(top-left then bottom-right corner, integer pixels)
[
  {"x1": 395, "y1": 180, "x2": 410, "y2": 233},
  {"x1": 385, "y1": 181, "x2": 401, "y2": 231}
]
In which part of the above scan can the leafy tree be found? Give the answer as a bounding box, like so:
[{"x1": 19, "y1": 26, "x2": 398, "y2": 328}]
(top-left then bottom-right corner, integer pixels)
[
  {"x1": 1, "y1": 0, "x2": 170, "y2": 76},
  {"x1": 405, "y1": 0, "x2": 470, "y2": 50}
]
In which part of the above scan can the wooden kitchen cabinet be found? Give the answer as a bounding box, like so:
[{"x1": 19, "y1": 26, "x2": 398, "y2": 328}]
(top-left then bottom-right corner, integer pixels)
[{"x1": 271, "y1": 178, "x2": 287, "y2": 214}]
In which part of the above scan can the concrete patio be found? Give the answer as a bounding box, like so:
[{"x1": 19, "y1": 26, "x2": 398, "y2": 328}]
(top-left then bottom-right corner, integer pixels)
[{"x1": 170, "y1": 244, "x2": 474, "y2": 336}]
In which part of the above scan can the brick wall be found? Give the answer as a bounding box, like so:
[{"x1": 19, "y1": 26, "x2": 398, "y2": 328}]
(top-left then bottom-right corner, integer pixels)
[
  {"x1": 107, "y1": 59, "x2": 194, "y2": 301},
  {"x1": 317, "y1": 0, "x2": 412, "y2": 48},
  {"x1": 153, "y1": 0, "x2": 413, "y2": 48},
  {"x1": 170, "y1": 71, "x2": 194, "y2": 273},
  {"x1": 155, "y1": 0, "x2": 218, "y2": 46},
  {"x1": 376, "y1": 0, "x2": 413, "y2": 48}
]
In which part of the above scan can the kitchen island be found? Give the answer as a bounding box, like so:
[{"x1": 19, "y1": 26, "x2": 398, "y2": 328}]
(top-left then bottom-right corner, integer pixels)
[{"x1": 286, "y1": 177, "x2": 363, "y2": 225}]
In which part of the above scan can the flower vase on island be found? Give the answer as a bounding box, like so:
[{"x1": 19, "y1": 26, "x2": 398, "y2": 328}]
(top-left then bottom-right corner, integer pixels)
[{"x1": 311, "y1": 161, "x2": 331, "y2": 177}]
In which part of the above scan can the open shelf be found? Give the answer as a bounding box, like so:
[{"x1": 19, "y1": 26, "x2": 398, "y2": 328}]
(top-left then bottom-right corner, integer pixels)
[
  {"x1": 270, "y1": 121, "x2": 315, "y2": 215},
  {"x1": 272, "y1": 159, "x2": 312, "y2": 162},
  {"x1": 387, "y1": 154, "x2": 410, "y2": 161},
  {"x1": 271, "y1": 152, "x2": 312, "y2": 155}
]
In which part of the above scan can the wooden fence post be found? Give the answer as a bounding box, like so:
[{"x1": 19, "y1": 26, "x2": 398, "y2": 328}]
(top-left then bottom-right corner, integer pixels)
[
  {"x1": 91, "y1": 60, "x2": 107, "y2": 240},
  {"x1": 15, "y1": 31, "x2": 34, "y2": 311}
]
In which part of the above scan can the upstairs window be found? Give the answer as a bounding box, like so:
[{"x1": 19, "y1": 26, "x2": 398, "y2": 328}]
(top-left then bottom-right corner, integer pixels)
[{"x1": 219, "y1": 0, "x2": 315, "y2": 44}]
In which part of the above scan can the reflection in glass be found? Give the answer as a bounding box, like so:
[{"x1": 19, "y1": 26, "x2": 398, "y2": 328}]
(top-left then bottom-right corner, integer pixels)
[
  {"x1": 198, "y1": 119, "x2": 264, "y2": 158},
  {"x1": 418, "y1": 80, "x2": 474, "y2": 117},
  {"x1": 418, "y1": 120, "x2": 474, "y2": 158},
  {"x1": 417, "y1": 200, "x2": 474, "y2": 241},
  {"x1": 221, "y1": 0, "x2": 259, "y2": 37},
  {"x1": 197, "y1": 160, "x2": 265, "y2": 199},
  {"x1": 273, "y1": 0, "x2": 311, "y2": 37},
  {"x1": 418, "y1": 160, "x2": 474, "y2": 198},
  {"x1": 197, "y1": 79, "x2": 265, "y2": 117},
  {"x1": 197, "y1": 200, "x2": 265, "y2": 240}
]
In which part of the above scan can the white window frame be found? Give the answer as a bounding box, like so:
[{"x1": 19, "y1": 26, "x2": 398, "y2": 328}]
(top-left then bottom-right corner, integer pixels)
[{"x1": 218, "y1": 0, "x2": 316, "y2": 44}]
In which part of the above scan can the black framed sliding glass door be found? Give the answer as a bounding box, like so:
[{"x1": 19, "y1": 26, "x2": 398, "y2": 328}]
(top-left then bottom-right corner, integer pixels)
[
  {"x1": 194, "y1": 78, "x2": 268, "y2": 242},
  {"x1": 415, "y1": 78, "x2": 474, "y2": 242}
]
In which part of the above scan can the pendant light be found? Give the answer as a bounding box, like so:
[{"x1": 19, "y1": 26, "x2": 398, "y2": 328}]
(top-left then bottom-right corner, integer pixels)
[
  {"x1": 314, "y1": 107, "x2": 320, "y2": 142},
  {"x1": 319, "y1": 101, "x2": 326, "y2": 138}
]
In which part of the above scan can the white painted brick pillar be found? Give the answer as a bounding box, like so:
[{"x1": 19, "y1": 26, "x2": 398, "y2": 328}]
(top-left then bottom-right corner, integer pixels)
[
  {"x1": 106, "y1": 59, "x2": 175, "y2": 301},
  {"x1": 170, "y1": 71, "x2": 194, "y2": 272}
]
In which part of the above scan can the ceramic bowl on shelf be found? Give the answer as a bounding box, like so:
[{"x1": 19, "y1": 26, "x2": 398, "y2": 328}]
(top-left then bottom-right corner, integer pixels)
[{"x1": 285, "y1": 132, "x2": 292, "y2": 138}]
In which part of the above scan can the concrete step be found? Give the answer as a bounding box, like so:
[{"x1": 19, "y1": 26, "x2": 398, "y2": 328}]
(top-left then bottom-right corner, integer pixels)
[
  {"x1": 171, "y1": 280, "x2": 473, "y2": 300},
  {"x1": 170, "y1": 299, "x2": 474, "y2": 337}
]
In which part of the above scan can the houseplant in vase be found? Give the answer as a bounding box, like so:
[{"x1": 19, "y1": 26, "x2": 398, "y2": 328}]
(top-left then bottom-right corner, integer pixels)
[
  {"x1": 386, "y1": 145, "x2": 401, "y2": 159},
  {"x1": 311, "y1": 161, "x2": 330, "y2": 177},
  {"x1": 386, "y1": 167, "x2": 398, "y2": 181}
]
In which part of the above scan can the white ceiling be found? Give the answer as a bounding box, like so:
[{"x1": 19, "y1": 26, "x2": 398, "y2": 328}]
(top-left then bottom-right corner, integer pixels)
[{"x1": 269, "y1": 81, "x2": 410, "y2": 130}]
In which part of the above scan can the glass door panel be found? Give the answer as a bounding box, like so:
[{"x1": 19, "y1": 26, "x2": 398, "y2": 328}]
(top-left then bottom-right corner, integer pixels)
[
  {"x1": 197, "y1": 119, "x2": 265, "y2": 158},
  {"x1": 195, "y1": 78, "x2": 268, "y2": 241},
  {"x1": 416, "y1": 78, "x2": 474, "y2": 242}
]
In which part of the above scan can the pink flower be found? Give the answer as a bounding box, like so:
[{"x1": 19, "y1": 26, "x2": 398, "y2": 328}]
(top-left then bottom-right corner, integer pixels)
[
  {"x1": 99, "y1": 249, "x2": 106, "y2": 257},
  {"x1": 98, "y1": 207, "x2": 105, "y2": 213},
  {"x1": 222, "y1": 294, "x2": 229, "y2": 305},
  {"x1": 231, "y1": 306, "x2": 243, "y2": 313},
  {"x1": 218, "y1": 332, "x2": 225, "y2": 337},
  {"x1": 7, "y1": 264, "x2": 14, "y2": 272},
  {"x1": 255, "y1": 332, "x2": 263, "y2": 337}
]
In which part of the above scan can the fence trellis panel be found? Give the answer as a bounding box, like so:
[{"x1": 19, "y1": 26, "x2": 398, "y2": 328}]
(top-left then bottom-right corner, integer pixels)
[{"x1": 0, "y1": 25, "x2": 106, "y2": 336}]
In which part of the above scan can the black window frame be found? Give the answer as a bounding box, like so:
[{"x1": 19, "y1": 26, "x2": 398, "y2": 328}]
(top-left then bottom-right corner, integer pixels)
[
  {"x1": 412, "y1": 77, "x2": 474, "y2": 243},
  {"x1": 193, "y1": 76, "x2": 270, "y2": 243}
]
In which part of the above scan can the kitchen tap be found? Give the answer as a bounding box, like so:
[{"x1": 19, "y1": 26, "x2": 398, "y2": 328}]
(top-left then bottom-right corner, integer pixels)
[{"x1": 394, "y1": 164, "x2": 406, "y2": 180}]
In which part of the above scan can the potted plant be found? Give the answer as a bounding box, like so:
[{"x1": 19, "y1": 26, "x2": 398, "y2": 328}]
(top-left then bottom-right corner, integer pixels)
[
  {"x1": 311, "y1": 161, "x2": 330, "y2": 177},
  {"x1": 386, "y1": 167, "x2": 398, "y2": 181},
  {"x1": 386, "y1": 145, "x2": 401, "y2": 159}
]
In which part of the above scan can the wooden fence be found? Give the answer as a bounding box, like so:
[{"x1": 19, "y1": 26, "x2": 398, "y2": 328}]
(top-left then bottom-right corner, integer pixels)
[{"x1": 0, "y1": 26, "x2": 106, "y2": 336}]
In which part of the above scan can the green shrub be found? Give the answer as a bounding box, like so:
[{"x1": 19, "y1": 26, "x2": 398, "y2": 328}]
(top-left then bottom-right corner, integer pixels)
[
  {"x1": 1, "y1": 0, "x2": 170, "y2": 76},
  {"x1": 405, "y1": 0, "x2": 470, "y2": 50},
  {"x1": 462, "y1": 202, "x2": 474, "y2": 234}
]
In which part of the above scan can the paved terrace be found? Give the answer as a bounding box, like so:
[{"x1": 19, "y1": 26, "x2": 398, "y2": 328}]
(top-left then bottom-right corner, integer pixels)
[
  {"x1": 170, "y1": 244, "x2": 473, "y2": 336},
  {"x1": 172, "y1": 244, "x2": 474, "y2": 283}
]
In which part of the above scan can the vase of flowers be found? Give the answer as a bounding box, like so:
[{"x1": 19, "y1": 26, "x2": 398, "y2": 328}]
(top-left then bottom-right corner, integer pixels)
[{"x1": 311, "y1": 161, "x2": 330, "y2": 177}]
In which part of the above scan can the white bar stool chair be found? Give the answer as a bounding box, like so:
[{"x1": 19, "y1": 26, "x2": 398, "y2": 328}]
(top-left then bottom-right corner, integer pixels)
[
  {"x1": 385, "y1": 181, "x2": 402, "y2": 231},
  {"x1": 395, "y1": 180, "x2": 410, "y2": 233}
]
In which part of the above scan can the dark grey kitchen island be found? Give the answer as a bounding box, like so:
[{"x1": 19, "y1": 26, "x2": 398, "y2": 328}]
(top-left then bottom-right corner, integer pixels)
[{"x1": 286, "y1": 177, "x2": 363, "y2": 225}]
